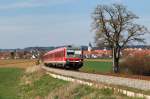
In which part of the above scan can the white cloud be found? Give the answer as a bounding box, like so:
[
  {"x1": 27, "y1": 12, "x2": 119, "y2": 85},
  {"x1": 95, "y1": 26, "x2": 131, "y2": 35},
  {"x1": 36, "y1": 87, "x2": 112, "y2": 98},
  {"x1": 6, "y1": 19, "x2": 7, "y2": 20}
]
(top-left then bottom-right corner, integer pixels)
[
  {"x1": 0, "y1": 0, "x2": 75, "y2": 10},
  {"x1": 0, "y1": 2, "x2": 42, "y2": 10}
]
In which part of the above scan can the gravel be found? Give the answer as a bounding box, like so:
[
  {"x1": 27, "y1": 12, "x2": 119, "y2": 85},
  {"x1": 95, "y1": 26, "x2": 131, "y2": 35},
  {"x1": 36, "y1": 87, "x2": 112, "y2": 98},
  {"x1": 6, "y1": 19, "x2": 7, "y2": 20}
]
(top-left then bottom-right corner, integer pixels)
[{"x1": 42, "y1": 66, "x2": 150, "y2": 91}]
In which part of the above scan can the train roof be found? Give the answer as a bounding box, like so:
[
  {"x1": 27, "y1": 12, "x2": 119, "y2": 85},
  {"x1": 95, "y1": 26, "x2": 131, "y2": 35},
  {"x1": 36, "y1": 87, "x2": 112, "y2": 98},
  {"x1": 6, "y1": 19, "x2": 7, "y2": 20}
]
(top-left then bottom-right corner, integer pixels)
[
  {"x1": 44, "y1": 47, "x2": 66, "y2": 56},
  {"x1": 44, "y1": 46, "x2": 82, "y2": 56}
]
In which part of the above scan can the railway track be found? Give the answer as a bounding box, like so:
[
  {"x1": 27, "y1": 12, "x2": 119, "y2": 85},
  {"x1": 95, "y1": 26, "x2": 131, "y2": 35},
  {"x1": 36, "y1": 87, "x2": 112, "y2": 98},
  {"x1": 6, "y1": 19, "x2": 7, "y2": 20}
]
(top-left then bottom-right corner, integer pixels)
[{"x1": 41, "y1": 65, "x2": 150, "y2": 91}]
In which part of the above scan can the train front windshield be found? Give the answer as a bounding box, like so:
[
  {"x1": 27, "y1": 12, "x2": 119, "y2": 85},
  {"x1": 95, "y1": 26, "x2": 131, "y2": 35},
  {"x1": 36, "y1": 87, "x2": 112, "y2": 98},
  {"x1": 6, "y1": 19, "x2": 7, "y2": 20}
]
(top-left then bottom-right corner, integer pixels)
[{"x1": 67, "y1": 50, "x2": 82, "y2": 58}]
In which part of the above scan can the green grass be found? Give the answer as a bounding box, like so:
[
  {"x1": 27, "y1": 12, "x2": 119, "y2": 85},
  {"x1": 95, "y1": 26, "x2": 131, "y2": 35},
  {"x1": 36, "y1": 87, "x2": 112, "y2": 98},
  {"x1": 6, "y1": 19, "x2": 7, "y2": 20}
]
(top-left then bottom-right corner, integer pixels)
[
  {"x1": 0, "y1": 68, "x2": 23, "y2": 99},
  {"x1": 50, "y1": 83, "x2": 142, "y2": 99},
  {"x1": 72, "y1": 85, "x2": 95, "y2": 99},
  {"x1": 72, "y1": 85, "x2": 114, "y2": 99},
  {"x1": 0, "y1": 67, "x2": 144, "y2": 99},
  {"x1": 20, "y1": 74, "x2": 68, "y2": 98},
  {"x1": 80, "y1": 61, "x2": 113, "y2": 73}
]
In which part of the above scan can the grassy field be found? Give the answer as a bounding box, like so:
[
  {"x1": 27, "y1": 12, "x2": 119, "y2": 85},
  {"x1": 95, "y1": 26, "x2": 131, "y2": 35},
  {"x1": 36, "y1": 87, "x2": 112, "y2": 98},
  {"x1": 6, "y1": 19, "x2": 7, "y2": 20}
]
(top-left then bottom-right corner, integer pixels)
[
  {"x1": 80, "y1": 60, "x2": 113, "y2": 73},
  {"x1": 85, "y1": 58, "x2": 112, "y2": 62},
  {"x1": 0, "y1": 68, "x2": 23, "y2": 99},
  {"x1": 0, "y1": 67, "x2": 140, "y2": 99},
  {"x1": 0, "y1": 59, "x2": 113, "y2": 74},
  {"x1": 20, "y1": 70, "x2": 68, "y2": 98}
]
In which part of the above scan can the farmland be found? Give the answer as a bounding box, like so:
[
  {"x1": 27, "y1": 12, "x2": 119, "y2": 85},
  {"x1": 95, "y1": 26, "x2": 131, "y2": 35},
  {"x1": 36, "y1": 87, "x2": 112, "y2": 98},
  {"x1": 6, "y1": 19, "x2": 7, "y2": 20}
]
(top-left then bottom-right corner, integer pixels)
[
  {"x1": 80, "y1": 60, "x2": 112, "y2": 73},
  {"x1": 0, "y1": 59, "x2": 149, "y2": 99},
  {"x1": 0, "y1": 59, "x2": 37, "y2": 69},
  {"x1": 0, "y1": 59, "x2": 113, "y2": 74},
  {"x1": 0, "y1": 68, "x2": 23, "y2": 99},
  {"x1": 0, "y1": 66, "x2": 140, "y2": 99}
]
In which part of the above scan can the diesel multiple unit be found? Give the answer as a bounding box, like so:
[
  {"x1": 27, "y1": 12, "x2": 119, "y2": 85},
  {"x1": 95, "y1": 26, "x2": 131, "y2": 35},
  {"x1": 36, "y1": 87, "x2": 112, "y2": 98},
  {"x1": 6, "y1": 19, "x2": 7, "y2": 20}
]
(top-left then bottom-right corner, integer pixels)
[{"x1": 42, "y1": 47, "x2": 83, "y2": 70}]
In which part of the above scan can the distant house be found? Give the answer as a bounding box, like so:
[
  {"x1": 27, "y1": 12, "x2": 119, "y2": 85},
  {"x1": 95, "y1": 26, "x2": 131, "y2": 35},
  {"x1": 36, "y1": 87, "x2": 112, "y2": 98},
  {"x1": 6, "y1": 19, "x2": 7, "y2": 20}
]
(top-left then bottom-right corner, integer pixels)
[
  {"x1": 83, "y1": 46, "x2": 150, "y2": 58},
  {"x1": 0, "y1": 52, "x2": 11, "y2": 59},
  {"x1": 83, "y1": 49, "x2": 112, "y2": 58}
]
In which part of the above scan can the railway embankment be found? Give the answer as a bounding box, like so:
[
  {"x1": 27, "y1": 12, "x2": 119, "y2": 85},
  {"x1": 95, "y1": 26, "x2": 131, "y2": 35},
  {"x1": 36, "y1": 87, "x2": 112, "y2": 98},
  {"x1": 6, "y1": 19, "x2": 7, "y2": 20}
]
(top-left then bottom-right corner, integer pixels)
[
  {"x1": 41, "y1": 65, "x2": 150, "y2": 98},
  {"x1": 41, "y1": 66, "x2": 150, "y2": 91}
]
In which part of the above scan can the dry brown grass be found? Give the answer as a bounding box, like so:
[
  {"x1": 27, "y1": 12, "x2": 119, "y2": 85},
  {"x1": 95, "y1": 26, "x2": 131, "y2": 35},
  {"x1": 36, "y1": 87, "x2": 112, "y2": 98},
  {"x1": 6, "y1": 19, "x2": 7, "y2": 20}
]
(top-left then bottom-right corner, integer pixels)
[
  {"x1": 0, "y1": 59, "x2": 37, "y2": 69},
  {"x1": 46, "y1": 83, "x2": 79, "y2": 99},
  {"x1": 46, "y1": 83, "x2": 121, "y2": 99},
  {"x1": 20, "y1": 66, "x2": 45, "y2": 86}
]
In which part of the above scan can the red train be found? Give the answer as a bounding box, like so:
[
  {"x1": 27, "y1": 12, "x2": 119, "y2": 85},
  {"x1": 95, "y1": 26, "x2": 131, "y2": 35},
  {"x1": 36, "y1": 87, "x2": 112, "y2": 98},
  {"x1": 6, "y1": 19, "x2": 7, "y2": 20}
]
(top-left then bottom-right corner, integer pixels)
[{"x1": 42, "y1": 47, "x2": 84, "y2": 70}]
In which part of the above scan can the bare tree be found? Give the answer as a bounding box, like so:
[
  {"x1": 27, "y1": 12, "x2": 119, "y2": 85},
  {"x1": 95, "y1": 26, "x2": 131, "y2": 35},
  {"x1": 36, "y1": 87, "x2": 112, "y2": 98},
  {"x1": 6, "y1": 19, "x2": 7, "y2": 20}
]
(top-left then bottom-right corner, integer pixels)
[{"x1": 92, "y1": 4, "x2": 149, "y2": 73}]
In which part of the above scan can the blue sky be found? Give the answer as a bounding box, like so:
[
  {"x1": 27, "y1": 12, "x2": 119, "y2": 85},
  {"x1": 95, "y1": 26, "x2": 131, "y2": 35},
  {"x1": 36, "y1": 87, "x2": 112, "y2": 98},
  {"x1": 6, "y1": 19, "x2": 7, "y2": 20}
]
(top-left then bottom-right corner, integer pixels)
[{"x1": 0, "y1": 0, "x2": 150, "y2": 49}]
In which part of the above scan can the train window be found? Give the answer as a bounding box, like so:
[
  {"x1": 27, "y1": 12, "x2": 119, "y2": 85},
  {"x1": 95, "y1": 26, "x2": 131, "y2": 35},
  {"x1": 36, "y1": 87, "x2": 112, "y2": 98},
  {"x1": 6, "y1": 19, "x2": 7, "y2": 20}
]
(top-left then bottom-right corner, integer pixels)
[
  {"x1": 67, "y1": 50, "x2": 74, "y2": 57},
  {"x1": 67, "y1": 50, "x2": 82, "y2": 58},
  {"x1": 67, "y1": 52, "x2": 74, "y2": 55}
]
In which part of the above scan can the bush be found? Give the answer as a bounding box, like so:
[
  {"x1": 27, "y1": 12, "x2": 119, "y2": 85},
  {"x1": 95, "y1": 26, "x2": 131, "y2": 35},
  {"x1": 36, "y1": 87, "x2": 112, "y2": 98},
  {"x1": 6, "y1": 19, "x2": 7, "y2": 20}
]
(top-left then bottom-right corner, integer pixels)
[{"x1": 120, "y1": 52, "x2": 150, "y2": 75}]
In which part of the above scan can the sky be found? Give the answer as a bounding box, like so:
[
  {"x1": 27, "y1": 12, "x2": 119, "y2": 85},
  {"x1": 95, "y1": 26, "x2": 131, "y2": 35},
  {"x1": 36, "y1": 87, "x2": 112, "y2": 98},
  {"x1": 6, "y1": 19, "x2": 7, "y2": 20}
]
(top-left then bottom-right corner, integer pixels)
[{"x1": 0, "y1": 0, "x2": 150, "y2": 49}]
